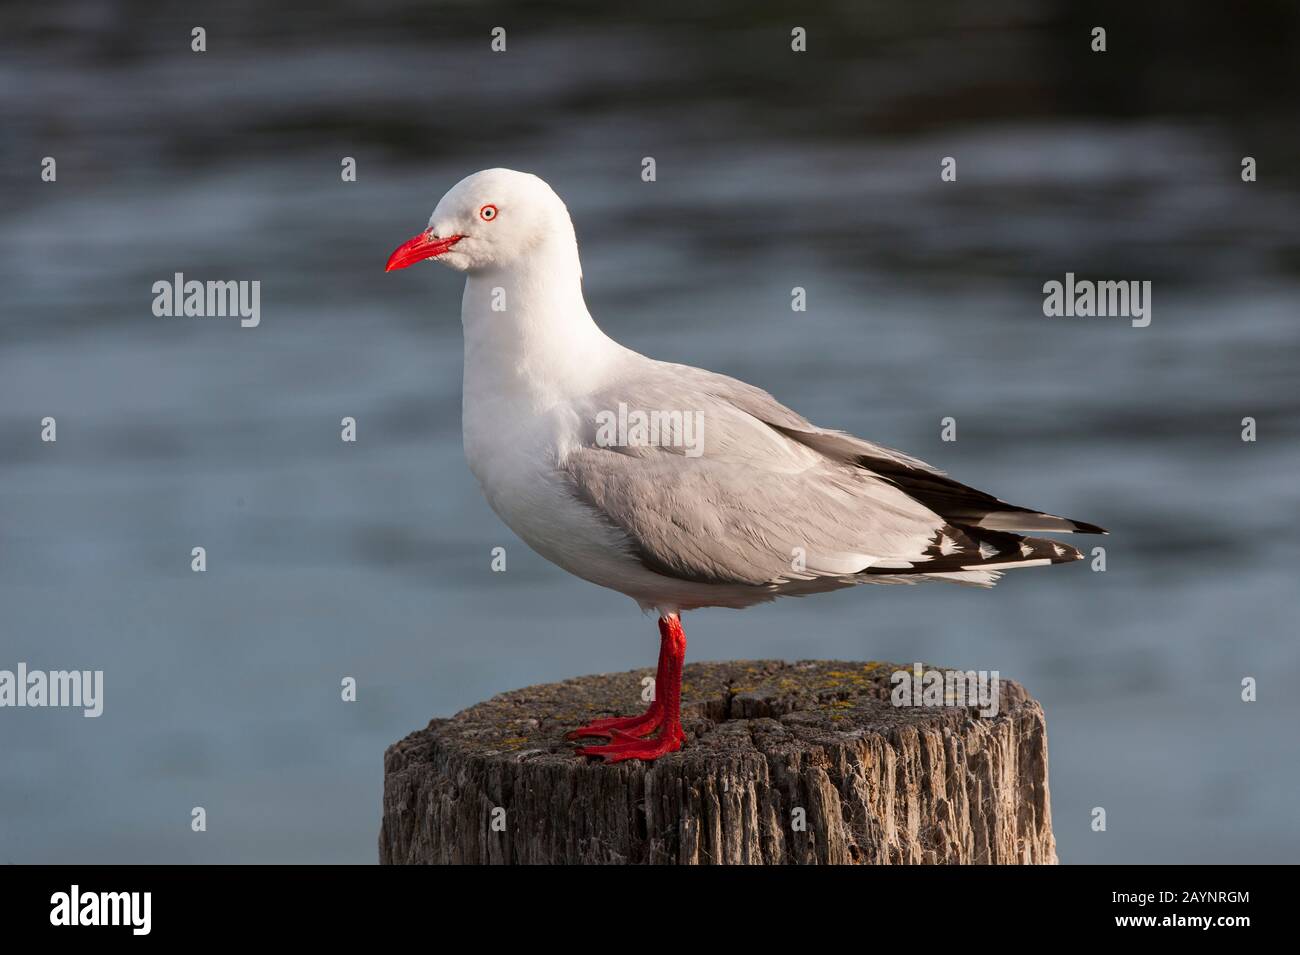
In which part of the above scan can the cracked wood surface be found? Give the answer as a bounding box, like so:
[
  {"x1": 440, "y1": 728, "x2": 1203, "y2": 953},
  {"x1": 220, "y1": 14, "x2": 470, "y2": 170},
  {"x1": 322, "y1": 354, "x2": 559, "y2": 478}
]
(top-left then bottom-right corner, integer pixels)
[{"x1": 379, "y1": 659, "x2": 1057, "y2": 864}]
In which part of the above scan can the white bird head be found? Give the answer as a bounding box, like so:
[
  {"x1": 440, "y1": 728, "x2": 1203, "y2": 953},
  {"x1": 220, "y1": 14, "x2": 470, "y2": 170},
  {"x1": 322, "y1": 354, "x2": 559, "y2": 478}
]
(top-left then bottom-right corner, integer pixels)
[{"x1": 386, "y1": 168, "x2": 578, "y2": 275}]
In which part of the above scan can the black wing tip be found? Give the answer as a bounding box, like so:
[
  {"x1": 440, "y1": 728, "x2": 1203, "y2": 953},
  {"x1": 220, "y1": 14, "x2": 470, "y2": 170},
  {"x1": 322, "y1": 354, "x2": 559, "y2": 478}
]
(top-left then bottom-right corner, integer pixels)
[
  {"x1": 856, "y1": 526, "x2": 1089, "y2": 576},
  {"x1": 1069, "y1": 519, "x2": 1108, "y2": 535},
  {"x1": 859, "y1": 455, "x2": 1109, "y2": 537}
]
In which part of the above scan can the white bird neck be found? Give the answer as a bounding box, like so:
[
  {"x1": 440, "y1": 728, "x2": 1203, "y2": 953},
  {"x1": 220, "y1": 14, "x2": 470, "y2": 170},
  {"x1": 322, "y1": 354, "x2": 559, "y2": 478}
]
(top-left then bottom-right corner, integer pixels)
[{"x1": 460, "y1": 240, "x2": 623, "y2": 411}]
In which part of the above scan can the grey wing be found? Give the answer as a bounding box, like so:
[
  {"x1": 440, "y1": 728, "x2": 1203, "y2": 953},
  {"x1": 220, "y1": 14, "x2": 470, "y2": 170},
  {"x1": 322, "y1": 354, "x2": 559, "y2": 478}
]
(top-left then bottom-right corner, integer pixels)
[
  {"x1": 558, "y1": 362, "x2": 1101, "y2": 591},
  {"x1": 668, "y1": 363, "x2": 1107, "y2": 536},
  {"x1": 561, "y1": 442, "x2": 949, "y2": 588}
]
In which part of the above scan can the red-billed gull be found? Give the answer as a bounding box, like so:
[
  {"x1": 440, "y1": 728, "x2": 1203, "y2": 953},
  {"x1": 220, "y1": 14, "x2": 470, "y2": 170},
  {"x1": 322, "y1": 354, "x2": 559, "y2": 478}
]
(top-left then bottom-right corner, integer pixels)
[{"x1": 386, "y1": 168, "x2": 1105, "y2": 762}]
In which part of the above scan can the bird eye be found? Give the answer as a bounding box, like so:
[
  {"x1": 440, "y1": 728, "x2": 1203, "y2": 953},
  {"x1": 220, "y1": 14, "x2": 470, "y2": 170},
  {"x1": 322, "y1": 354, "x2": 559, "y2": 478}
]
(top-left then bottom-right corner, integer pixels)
[{"x1": 479, "y1": 204, "x2": 498, "y2": 221}]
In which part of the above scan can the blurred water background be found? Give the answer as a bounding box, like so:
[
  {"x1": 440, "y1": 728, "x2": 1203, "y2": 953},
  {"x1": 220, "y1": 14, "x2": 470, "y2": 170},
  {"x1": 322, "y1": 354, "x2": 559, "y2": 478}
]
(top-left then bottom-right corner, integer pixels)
[{"x1": 2, "y1": 0, "x2": 1298, "y2": 863}]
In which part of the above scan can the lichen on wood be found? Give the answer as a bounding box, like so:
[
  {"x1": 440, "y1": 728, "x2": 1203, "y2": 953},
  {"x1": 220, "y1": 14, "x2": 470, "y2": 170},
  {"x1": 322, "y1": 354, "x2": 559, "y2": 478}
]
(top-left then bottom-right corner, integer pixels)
[{"x1": 379, "y1": 659, "x2": 1057, "y2": 865}]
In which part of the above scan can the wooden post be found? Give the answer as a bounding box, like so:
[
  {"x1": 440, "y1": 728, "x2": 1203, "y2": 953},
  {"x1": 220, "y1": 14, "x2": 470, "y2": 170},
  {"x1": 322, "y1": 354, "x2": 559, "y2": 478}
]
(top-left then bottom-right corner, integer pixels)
[{"x1": 379, "y1": 660, "x2": 1057, "y2": 864}]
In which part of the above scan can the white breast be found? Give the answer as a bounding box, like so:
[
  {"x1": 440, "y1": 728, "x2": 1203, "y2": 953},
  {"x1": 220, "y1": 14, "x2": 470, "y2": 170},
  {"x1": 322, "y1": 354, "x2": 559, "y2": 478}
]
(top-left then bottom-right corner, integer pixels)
[{"x1": 458, "y1": 258, "x2": 673, "y2": 601}]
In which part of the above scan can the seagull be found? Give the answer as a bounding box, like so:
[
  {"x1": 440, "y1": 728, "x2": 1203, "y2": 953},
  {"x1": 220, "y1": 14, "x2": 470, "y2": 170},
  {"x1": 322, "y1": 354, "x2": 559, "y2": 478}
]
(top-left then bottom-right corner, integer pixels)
[{"x1": 386, "y1": 168, "x2": 1106, "y2": 763}]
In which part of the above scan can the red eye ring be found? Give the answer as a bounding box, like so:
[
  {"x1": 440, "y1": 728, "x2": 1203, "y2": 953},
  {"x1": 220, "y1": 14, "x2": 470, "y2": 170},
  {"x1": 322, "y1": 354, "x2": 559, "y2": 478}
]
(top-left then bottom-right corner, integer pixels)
[{"x1": 479, "y1": 204, "x2": 498, "y2": 221}]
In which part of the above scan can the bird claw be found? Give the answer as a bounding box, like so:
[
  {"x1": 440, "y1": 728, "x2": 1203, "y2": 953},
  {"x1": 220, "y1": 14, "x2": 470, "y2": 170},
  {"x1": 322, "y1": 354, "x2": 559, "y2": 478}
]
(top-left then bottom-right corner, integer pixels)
[
  {"x1": 607, "y1": 727, "x2": 652, "y2": 743},
  {"x1": 565, "y1": 708, "x2": 661, "y2": 740},
  {"x1": 576, "y1": 725, "x2": 685, "y2": 763}
]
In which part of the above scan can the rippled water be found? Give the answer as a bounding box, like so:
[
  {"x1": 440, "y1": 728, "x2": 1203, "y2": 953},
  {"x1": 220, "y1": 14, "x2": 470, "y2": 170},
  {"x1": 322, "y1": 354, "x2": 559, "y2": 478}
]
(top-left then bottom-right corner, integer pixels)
[{"x1": 2, "y1": 2, "x2": 1298, "y2": 863}]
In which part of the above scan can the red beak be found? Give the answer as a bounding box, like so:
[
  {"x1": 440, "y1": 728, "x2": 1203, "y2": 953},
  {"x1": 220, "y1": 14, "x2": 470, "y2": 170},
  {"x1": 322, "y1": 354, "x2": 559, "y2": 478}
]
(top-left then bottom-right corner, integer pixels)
[{"x1": 385, "y1": 230, "x2": 464, "y2": 272}]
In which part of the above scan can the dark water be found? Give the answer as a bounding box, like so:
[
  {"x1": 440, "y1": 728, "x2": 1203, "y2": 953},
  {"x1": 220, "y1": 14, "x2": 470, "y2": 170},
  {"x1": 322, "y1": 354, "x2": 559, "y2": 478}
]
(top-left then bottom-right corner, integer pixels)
[{"x1": 2, "y1": 2, "x2": 1298, "y2": 862}]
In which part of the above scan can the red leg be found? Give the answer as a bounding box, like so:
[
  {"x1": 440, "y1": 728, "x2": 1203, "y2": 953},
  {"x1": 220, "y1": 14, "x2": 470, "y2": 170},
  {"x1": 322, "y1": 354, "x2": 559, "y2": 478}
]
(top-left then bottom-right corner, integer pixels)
[
  {"x1": 576, "y1": 614, "x2": 687, "y2": 763},
  {"x1": 565, "y1": 628, "x2": 669, "y2": 739}
]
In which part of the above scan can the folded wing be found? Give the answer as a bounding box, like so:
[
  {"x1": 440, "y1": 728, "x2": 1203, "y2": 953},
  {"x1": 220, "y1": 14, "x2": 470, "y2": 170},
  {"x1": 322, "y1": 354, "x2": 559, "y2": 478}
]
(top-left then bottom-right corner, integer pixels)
[{"x1": 559, "y1": 362, "x2": 1104, "y2": 592}]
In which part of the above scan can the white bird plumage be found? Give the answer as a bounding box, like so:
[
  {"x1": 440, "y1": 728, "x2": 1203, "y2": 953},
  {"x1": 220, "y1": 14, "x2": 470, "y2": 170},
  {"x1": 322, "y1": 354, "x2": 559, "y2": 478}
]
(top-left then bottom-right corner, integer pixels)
[
  {"x1": 387, "y1": 168, "x2": 1105, "y2": 760},
  {"x1": 392, "y1": 168, "x2": 1103, "y2": 614}
]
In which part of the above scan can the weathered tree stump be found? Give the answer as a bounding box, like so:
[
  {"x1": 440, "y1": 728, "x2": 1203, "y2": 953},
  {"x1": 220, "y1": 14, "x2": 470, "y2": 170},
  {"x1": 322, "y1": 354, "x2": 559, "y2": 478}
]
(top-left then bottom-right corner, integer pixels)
[{"x1": 380, "y1": 660, "x2": 1057, "y2": 864}]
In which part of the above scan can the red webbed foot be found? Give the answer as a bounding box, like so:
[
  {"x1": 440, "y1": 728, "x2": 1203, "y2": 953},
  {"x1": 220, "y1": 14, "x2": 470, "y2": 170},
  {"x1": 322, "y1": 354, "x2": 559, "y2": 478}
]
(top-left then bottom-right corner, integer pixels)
[
  {"x1": 576, "y1": 723, "x2": 686, "y2": 763},
  {"x1": 565, "y1": 707, "x2": 661, "y2": 740},
  {"x1": 572, "y1": 613, "x2": 688, "y2": 763}
]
